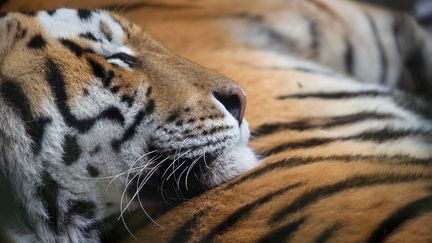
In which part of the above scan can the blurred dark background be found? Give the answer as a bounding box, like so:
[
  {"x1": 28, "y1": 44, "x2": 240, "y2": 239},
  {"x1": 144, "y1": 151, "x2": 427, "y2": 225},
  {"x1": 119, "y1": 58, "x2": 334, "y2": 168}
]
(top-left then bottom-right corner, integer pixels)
[
  {"x1": 358, "y1": 0, "x2": 417, "y2": 11},
  {"x1": 358, "y1": 0, "x2": 432, "y2": 32}
]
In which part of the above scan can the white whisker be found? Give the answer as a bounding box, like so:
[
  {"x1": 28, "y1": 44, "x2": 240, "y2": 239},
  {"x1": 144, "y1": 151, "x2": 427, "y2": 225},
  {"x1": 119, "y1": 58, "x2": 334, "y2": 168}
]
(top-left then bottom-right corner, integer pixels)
[
  {"x1": 164, "y1": 149, "x2": 192, "y2": 181},
  {"x1": 184, "y1": 155, "x2": 203, "y2": 191}
]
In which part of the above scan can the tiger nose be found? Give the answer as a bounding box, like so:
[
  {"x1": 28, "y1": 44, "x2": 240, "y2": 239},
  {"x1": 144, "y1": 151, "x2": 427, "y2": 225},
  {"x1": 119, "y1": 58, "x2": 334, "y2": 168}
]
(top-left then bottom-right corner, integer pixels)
[{"x1": 212, "y1": 87, "x2": 246, "y2": 125}]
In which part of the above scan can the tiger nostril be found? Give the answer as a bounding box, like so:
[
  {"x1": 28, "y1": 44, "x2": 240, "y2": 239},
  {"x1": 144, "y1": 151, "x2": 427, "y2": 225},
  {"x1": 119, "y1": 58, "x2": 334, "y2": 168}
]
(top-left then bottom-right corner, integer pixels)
[{"x1": 212, "y1": 87, "x2": 246, "y2": 125}]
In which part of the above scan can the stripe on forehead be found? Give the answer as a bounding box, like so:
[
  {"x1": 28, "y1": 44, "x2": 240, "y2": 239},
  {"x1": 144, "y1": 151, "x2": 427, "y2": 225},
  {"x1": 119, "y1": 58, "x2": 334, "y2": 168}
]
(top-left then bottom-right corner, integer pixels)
[
  {"x1": 37, "y1": 9, "x2": 121, "y2": 41},
  {"x1": 36, "y1": 8, "x2": 134, "y2": 56}
]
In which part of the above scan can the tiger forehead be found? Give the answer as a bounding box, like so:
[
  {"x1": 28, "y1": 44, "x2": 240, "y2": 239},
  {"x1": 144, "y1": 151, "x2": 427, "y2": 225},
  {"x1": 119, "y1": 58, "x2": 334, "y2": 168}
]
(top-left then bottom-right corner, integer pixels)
[
  {"x1": 2, "y1": 9, "x2": 138, "y2": 65},
  {"x1": 36, "y1": 9, "x2": 128, "y2": 45},
  {"x1": 5, "y1": 8, "x2": 137, "y2": 60},
  {"x1": 1, "y1": 9, "x2": 146, "y2": 111}
]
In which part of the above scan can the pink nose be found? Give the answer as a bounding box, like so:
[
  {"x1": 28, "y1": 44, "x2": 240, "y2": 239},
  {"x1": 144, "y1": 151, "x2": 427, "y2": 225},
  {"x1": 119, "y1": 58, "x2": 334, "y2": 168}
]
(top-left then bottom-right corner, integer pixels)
[{"x1": 212, "y1": 87, "x2": 246, "y2": 125}]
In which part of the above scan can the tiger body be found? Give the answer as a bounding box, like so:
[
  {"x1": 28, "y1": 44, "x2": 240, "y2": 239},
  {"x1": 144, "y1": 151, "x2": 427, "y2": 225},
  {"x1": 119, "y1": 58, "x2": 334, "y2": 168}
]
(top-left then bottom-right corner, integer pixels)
[
  {"x1": 125, "y1": 69, "x2": 432, "y2": 242},
  {"x1": 0, "y1": 0, "x2": 432, "y2": 242}
]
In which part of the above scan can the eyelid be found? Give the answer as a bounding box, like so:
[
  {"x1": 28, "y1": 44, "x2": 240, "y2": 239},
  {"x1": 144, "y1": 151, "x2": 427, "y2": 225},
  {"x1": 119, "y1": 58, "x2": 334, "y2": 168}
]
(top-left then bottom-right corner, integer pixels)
[{"x1": 106, "y1": 52, "x2": 137, "y2": 67}]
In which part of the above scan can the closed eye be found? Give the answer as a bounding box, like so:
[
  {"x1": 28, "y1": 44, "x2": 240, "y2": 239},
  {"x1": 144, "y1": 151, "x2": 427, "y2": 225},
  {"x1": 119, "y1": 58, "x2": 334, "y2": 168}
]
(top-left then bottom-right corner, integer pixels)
[{"x1": 106, "y1": 52, "x2": 137, "y2": 68}]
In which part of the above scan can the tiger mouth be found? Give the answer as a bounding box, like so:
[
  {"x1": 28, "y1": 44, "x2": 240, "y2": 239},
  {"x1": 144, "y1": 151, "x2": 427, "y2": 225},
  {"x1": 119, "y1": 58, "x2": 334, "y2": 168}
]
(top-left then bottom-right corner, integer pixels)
[
  {"x1": 127, "y1": 145, "x2": 219, "y2": 202},
  {"x1": 127, "y1": 120, "x2": 255, "y2": 202}
]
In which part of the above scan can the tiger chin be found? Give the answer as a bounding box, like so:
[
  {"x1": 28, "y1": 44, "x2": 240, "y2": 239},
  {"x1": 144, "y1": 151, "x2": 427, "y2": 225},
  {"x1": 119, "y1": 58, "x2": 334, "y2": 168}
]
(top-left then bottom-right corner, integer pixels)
[{"x1": 0, "y1": 8, "x2": 258, "y2": 242}]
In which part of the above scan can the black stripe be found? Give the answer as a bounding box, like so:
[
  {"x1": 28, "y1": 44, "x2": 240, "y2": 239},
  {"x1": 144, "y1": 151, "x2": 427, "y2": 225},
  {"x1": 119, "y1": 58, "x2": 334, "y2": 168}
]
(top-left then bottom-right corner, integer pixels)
[
  {"x1": 168, "y1": 210, "x2": 206, "y2": 243},
  {"x1": 121, "y1": 94, "x2": 134, "y2": 107},
  {"x1": 392, "y1": 15, "x2": 403, "y2": 86},
  {"x1": 308, "y1": 18, "x2": 320, "y2": 57},
  {"x1": 47, "y1": 9, "x2": 57, "y2": 16},
  {"x1": 260, "y1": 128, "x2": 430, "y2": 156},
  {"x1": 6, "y1": 21, "x2": 11, "y2": 33},
  {"x1": 60, "y1": 39, "x2": 84, "y2": 57},
  {"x1": 404, "y1": 43, "x2": 428, "y2": 96},
  {"x1": 146, "y1": 86, "x2": 153, "y2": 97},
  {"x1": 367, "y1": 194, "x2": 432, "y2": 243},
  {"x1": 86, "y1": 165, "x2": 99, "y2": 177},
  {"x1": 270, "y1": 173, "x2": 429, "y2": 224},
  {"x1": 166, "y1": 109, "x2": 181, "y2": 123},
  {"x1": 87, "y1": 58, "x2": 114, "y2": 87},
  {"x1": 252, "y1": 112, "x2": 395, "y2": 138},
  {"x1": 45, "y1": 59, "x2": 124, "y2": 133},
  {"x1": 277, "y1": 90, "x2": 389, "y2": 99},
  {"x1": 20, "y1": 11, "x2": 36, "y2": 17},
  {"x1": 87, "y1": 58, "x2": 105, "y2": 80},
  {"x1": 110, "y1": 85, "x2": 121, "y2": 94},
  {"x1": 258, "y1": 217, "x2": 306, "y2": 243},
  {"x1": 261, "y1": 137, "x2": 334, "y2": 156},
  {"x1": 79, "y1": 32, "x2": 101, "y2": 42},
  {"x1": 27, "y1": 34, "x2": 46, "y2": 49},
  {"x1": 61, "y1": 135, "x2": 81, "y2": 166},
  {"x1": 392, "y1": 13, "x2": 403, "y2": 55},
  {"x1": 100, "y1": 22, "x2": 112, "y2": 42},
  {"x1": 314, "y1": 222, "x2": 342, "y2": 243},
  {"x1": 26, "y1": 117, "x2": 51, "y2": 154},
  {"x1": 77, "y1": 9, "x2": 92, "y2": 20},
  {"x1": 199, "y1": 183, "x2": 303, "y2": 242},
  {"x1": 64, "y1": 200, "x2": 96, "y2": 229},
  {"x1": 97, "y1": 106, "x2": 125, "y2": 124},
  {"x1": 110, "y1": 17, "x2": 131, "y2": 39},
  {"x1": 111, "y1": 99, "x2": 155, "y2": 151},
  {"x1": 223, "y1": 155, "x2": 432, "y2": 190},
  {"x1": 344, "y1": 37, "x2": 354, "y2": 75},
  {"x1": 345, "y1": 127, "x2": 429, "y2": 142},
  {"x1": 0, "y1": 81, "x2": 30, "y2": 119},
  {"x1": 104, "y1": 70, "x2": 115, "y2": 89},
  {"x1": 391, "y1": 92, "x2": 432, "y2": 121},
  {"x1": 1, "y1": 80, "x2": 52, "y2": 154},
  {"x1": 37, "y1": 171, "x2": 60, "y2": 233},
  {"x1": 14, "y1": 25, "x2": 27, "y2": 41},
  {"x1": 366, "y1": 13, "x2": 388, "y2": 84}
]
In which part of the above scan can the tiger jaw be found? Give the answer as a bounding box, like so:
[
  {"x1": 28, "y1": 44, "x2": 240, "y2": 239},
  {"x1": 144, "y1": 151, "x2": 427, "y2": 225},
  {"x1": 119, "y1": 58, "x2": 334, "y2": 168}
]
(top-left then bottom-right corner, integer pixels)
[
  {"x1": 127, "y1": 118, "x2": 257, "y2": 202},
  {"x1": 204, "y1": 119, "x2": 258, "y2": 187}
]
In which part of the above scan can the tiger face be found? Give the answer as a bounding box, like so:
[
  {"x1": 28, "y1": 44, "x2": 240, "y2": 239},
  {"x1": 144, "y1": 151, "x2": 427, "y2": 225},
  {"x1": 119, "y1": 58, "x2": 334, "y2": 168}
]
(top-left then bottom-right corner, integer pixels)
[{"x1": 0, "y1": 9, "x2": 257, "y2": 241}]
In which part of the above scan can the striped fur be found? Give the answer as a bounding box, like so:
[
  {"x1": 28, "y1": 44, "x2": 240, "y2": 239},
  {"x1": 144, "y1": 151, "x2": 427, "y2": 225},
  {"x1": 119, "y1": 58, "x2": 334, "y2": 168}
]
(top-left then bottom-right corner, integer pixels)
[
  {"x1": 61, "y1": 0, "x2": 431, "y2": 242},
  {"x1": 0, "y1": 8, "x2": 257, "y2": 242},
  {"x1": 119, "y1": 68, "x2": 432, "y2": 242},
  {"x1": 1, "y1": 0, "x2": 432, "y2": 242}
]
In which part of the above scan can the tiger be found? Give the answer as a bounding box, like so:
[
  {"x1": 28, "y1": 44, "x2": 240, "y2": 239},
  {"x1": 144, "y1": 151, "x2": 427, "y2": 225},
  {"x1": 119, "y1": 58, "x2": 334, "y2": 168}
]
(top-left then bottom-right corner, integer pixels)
[
  {"x1": 0, "y1": 8, "x2": 258, "y2": 243},
  {"x1": 74, "y1": 0, "x2": 432, "y2": 242},
  {"x1": 0, "y1": 0, "x2": 432, "y2": 242}
]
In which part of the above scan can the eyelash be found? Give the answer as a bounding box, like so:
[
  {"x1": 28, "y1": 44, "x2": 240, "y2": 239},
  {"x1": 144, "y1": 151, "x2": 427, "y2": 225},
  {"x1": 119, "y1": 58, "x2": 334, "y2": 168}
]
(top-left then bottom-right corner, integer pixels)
[{"x1": 106, "y1": 52, "x2": 137, "y2": 67}]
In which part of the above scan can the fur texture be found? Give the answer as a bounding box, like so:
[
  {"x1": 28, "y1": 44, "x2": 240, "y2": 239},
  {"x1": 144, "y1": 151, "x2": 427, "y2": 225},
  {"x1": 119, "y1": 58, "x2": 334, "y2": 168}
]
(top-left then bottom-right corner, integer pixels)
[
  {"x1": 1, "y1": 0, "x2": 432, "y2": 242},
  {"x1": 63, "y1": 0, "x2": 431, "y2": 242},
  {"x1": 0, "y1": 8, "x2": 257, "y2": 242}
]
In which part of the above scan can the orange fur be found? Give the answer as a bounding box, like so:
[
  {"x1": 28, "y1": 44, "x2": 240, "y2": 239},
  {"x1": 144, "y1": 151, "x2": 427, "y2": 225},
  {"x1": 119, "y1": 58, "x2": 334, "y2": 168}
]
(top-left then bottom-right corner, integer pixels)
[{"x1": 2, "y1": 0, "x2": 432, "y2": 242}]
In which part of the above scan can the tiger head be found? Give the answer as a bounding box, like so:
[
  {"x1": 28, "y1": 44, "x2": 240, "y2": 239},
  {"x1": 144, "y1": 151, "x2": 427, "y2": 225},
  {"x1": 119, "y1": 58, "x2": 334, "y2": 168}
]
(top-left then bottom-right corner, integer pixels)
[{"x1": 0, "y1": 8, "x2": 257, "y2": 237}]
